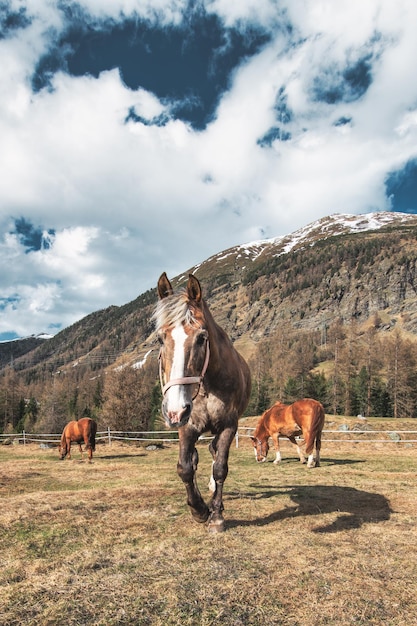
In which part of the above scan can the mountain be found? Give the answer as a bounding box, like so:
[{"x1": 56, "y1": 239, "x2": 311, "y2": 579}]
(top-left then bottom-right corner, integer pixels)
[
  {"x1": 4, "y1": 210, "x2": 417, "y2": 380},
  {"x1": 184, "y1": 210, "x2": 417, "y2": 340},
  {"x1": 185, "y1": 211, "x2": 416, "y2": 285},
  {"x1": 0, "y1": 335, "x2": 48, "y2": 369}
]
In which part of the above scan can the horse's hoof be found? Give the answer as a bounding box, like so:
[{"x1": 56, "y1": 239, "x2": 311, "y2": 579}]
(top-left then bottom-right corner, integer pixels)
[
  {"x1": 207, "y1": 513, "x2": 225, "y2": 533},
  {"x1": 207, "y1": 512, "x2": 225, "y2": 534}
]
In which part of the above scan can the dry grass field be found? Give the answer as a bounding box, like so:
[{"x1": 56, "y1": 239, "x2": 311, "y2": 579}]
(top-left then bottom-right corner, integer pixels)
[{"x1": 1, "y1": 428, "x2": 417, "y2": 626}]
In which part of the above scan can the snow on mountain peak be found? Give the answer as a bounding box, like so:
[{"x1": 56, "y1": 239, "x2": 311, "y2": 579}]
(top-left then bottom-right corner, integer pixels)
[{"x1": 236, "y1": 212, "x2": 417, "y2": 263}]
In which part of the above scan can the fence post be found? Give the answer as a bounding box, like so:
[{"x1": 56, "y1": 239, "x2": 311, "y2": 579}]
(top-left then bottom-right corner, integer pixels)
[
  {"x1": 108, "y1": 426, "x2": 111, "y2": 446},
  {"x1": 235, "y1": 431, "x2": 239, "y2": 448}
]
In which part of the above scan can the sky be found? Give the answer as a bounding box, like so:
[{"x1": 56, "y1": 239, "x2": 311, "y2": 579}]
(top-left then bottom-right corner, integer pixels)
[{"x1": 1, "y1": 0, "x2": 417, "y2": 341}]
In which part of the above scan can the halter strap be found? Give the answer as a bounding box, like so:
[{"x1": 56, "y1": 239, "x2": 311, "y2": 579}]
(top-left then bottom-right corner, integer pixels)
[{"x1": 159, "y1": 341, "x2": 210, "y2": 397}]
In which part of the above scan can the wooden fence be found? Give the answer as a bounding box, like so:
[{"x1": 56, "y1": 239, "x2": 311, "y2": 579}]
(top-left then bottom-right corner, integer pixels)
[{"x1": 1, "y1": 426, "x2": 417, "y2": 447}]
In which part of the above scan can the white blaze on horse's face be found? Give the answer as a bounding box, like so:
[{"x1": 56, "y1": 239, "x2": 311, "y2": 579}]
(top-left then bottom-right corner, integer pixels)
[
  {"x1": 252, "y1": 437, "x2": 269, "y2": 462},
  {"x1": 168, "y1": 324, "x2": 189, "y2": 410},
  {"x1": 161, "y1": 323, "x2": 195, "y2": 427}
]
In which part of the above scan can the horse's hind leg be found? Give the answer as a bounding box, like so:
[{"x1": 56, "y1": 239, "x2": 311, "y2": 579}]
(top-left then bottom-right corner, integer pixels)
[
  {"x1": 314, "y1": 431, "x2": 322, "y2": 467},
  {"x1": 208, "y1": 438, "x2": 218, "y2": 492},
  {"x1": 84, "y1": 437, "x2": 93, "y2": 463},
  {"x1": 304, "y1": 431, "x2": 317, "y2": 468},
  {"x1": 177, "y1": 427, "x2": 209, "y2": 524},
  {"x1": 289, "y1": 435, "x2": 306, "y2": 464},
  {"x1": 207, "y1": 427, "x2": 236, "y2": 533}
]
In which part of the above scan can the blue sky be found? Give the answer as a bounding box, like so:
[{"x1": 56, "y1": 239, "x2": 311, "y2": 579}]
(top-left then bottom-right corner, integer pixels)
[{"x1": 1, "y1": 0, "x2": 417, "y2": 340}]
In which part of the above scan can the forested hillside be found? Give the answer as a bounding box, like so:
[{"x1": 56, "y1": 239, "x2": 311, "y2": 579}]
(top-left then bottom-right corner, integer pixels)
[{"x1": 2, "y1": 212, "x2": 417, "y2": 434}]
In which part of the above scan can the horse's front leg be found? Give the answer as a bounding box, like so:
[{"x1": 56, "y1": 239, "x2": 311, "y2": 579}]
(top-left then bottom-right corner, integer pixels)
[
  {"x1": 207, "y1": 427, "x2": 236, "y2": 533},
  {"x1": 67, "y1": 440, "x2": 72, "y2": 460},
  {"x1": 177, "y1": 427, "x2": 209, "y2": 524},
  {"x1": 78, "y1": 443, "x2": 84, "y2": 460},
  {"x1": 271, "y1": 433, "x2": 281, "y2": 464}
]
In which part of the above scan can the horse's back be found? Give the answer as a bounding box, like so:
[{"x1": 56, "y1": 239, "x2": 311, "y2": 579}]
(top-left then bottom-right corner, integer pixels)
[
  {"x1": 63, "y1": 418, "x2": 96, "y2": 442},
  {"x1": 291, "y1": 398, "x2": 325, "y2": 428},
  {"x1": 63, "y1": 420, "x2": 78, "y2": 438},
  {"x1": 267, "y1": 402, "x2": 300, "y2": 436},
  {"x1": 267, "y1": 402, "x2": 289, "y2": 426},
  {"x1": 263, "y1": 398, "x2": 324, "y2": 434}
]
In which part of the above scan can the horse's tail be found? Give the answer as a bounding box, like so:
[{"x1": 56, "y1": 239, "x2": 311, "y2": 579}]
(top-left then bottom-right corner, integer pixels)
[
  {"x1": 305, "y1": 401, "x2": 325, "y2": 455},
  {"x1": 88, "y1": 419, "x2": 97, "y2": 451},
  {"x1": 313, "y1": 402, "x2": 325, "y2": 451}
]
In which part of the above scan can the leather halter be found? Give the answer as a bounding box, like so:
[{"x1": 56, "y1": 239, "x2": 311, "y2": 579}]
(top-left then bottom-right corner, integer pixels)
[
  {"x1": 254, "y1": 437, "x2": 267, "y2": 458},
  {"x1": 159, "y1": 340, "x2": 210, "y2": 399}
]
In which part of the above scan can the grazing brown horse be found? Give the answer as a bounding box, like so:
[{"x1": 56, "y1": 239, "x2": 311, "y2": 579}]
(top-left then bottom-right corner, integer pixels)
[
  {"x1": 59, "y1": 418, "x2": 97, "y2": 462},
  {"x1": 154, "y1": 272, "x2": 251, "y2": 532},
  {"x1": 251, "y1": 398, "x2": 324, "y2": 467}
]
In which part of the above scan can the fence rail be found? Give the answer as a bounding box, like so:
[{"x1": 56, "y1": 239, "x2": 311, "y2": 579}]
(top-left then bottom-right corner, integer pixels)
[
  {"x1": 1, "y1": 427, "x2": 417, "y2": 447},
  {"x1": 238, "y1": 427, "x2": 417, "y2": 445}
]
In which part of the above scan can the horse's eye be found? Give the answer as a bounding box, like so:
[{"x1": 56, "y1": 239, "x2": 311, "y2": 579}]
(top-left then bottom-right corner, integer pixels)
[
  {"x1": 157, "y1": 332, "x2": 165, "y2": 345},
  {"x1": 196, "y1": 331, "x2": 208, "y2": 346}
]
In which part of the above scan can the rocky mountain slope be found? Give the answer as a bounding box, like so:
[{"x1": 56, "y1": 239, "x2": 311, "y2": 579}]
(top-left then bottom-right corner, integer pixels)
[{"x1": 4, "y1": 211, "x2": 417, "y2": 380}]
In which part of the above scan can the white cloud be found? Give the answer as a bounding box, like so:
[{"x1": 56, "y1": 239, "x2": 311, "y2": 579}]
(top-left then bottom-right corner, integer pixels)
[
  {"x1": 1, "y1": 1, "x2": 417, "y2": 337},
  {"x1": 0, "y1": 283, "x2": 61, "y2": 338}
]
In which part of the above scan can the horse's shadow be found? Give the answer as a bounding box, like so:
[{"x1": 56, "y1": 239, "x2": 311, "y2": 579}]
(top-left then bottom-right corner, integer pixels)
[
  {"x1": 227, "y1": 484, "x2": 392, "y2": 533},
  {"x1": 266, "y1": 457, "x2": 366, "y2": 467},
  {"x1": 98, "y1": 453, "x2": 147, "y2": 460},
  {"x1": 319, "y1": 458, "x2": 366, "y2": 467}
]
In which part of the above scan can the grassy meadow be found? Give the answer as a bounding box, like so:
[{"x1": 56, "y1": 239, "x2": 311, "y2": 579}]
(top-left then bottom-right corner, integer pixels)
[{"x1": 1, "y1": 424, "x2": 417, "y2": 625}]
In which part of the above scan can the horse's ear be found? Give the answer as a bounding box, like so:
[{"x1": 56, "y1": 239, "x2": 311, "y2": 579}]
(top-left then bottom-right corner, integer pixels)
[
  {"x1": 187, "y1": 274, "x2": 202, "y2": 302},
  {"x1": 157, "y1": 272, "x2": 174, "y2": 299}
]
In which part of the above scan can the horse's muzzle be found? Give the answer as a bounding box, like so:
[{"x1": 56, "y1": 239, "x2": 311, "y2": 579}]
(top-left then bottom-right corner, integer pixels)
[{"x1": 164, "y1": 403, "x2": 192, "y2": 428}]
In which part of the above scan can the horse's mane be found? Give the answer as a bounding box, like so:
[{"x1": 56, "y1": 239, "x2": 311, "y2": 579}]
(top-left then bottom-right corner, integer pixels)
[
  {"x1": 253, "y1": 409, "x2": 271, "y2": 439},
  {"x1": 153, "y1": 291, "x2": 198, "y2": 331}
]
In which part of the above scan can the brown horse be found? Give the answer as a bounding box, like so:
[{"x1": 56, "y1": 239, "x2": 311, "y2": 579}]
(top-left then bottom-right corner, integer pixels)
[
  {"x1": 59, "y1": 418, "x2": 97, "y2": 462},
  {"x1": 154, "y1": 272, "x2": 251, "y2": 532},
  {"x1": 251, "y1": 399, "x2": 324, "y2": 467}
]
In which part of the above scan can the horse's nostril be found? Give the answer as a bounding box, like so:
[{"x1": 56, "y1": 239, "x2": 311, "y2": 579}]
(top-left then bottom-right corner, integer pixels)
[{"x1": 181, "y1": 404, "x2": 192, "y2": 421}]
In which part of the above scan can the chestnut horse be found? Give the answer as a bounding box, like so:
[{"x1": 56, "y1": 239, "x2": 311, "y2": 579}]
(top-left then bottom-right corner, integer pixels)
[
  {"x1": 59, "y1": 417, "x2": 97, "y2": 462},
  {"x1": 154, "y1": 272, "x2": 251, "y2": 532},
  {"x1": 251, "y1": 398, "x2": 324, "y2": 467}
]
